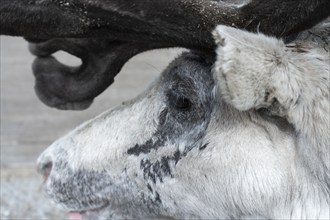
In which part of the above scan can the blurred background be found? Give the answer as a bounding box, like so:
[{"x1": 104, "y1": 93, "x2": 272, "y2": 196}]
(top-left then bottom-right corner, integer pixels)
[{"x1": 0, "y1": 36, "x2": 182, "y2": 219}]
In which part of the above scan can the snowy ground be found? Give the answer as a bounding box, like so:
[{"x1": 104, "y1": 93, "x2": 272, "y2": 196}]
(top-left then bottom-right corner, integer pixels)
[{"x1": 0, "y1": 36, "x2": 182, "y2": 219}]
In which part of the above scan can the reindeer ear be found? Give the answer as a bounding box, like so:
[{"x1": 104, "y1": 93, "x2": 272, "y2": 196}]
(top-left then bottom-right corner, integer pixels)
[
  {"x1": 212, "y1": 28, "x2": 225, "y2": 46},
  {"x1": 212, "y1": 25, "x2": 249, "y2": 62},
  {"x1": 213, "y1": 25, "x2": 286, "y2": 52},
  {"x1": 212, "y1": 25, "x2": 254, "y2": 51},
  {"x1": 213, "y1": 25, "x2": 258, "y2": 48},
  {"x1": 212, "y1": 25, "x2": 287, "y2": 89}
]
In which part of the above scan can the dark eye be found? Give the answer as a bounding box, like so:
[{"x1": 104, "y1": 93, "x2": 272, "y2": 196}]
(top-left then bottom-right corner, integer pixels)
[
  {"x1": 168, "y1": 92, "x2": 192, "y2": 111},
  {"x1": 175, "y1": 96, "x2": 191, "y2": 110}
]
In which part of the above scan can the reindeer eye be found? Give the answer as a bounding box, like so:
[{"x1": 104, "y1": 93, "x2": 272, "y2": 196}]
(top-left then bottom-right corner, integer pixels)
[
  {"x1": 175, "y1": 96, "x2": 191, "y2": 110},
  {"x1": 168, "y1": 92, "x2": 192, "y2": 111}
]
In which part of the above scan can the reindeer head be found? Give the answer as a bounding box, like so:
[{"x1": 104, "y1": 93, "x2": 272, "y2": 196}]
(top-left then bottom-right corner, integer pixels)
[
  {"x1": 36, "y1": 51, "x2": 295, "y2": 219},
  {"x1": 34, "y1": 16, "x2": 330, "y2": 218}
]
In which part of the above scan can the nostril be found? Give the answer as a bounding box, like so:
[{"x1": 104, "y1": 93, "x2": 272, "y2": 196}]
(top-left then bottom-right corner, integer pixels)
[
  {"x1": 44, "y1": 162, "x2": 53, "y2": 181},
  {"x1": 38, "y1": 161, "x2": 53, "y2": 182}
]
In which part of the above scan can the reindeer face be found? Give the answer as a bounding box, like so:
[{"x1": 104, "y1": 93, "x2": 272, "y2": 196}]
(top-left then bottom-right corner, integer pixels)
[
  {"x1": 37, "y1": 53, "x2": 220, "y2": 219},
  {"x1": 37, "y1": 50, "x2": 296, "y2": 219}
]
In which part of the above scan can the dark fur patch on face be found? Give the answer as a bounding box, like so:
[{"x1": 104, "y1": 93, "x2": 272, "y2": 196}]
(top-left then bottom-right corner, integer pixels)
[
  {"x1": 44, "y1": 53, "x2": 216, "y2": 218},
  {"x1": 199, "y1": 143, "x2": 209, "y2": 150},
  {"x1": 140, "y1": 152, "x2": 182, "y2": 184},
  {"x1": 127, "y1": 52, "x2": 215, "y2": 183},
  {"x1": 127, "y1": 139, "x2": 165, "y2": 156},
  {"x1": 46, "y1": 160, "x2": 112, "y2": 211},
  {"x1": 46, "y1": 158, "x2": 164, "y2": 218}
]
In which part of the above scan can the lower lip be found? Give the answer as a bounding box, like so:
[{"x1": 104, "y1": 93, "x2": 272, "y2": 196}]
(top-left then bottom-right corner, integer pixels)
[
  {"x1": 68, "y1": 202, "x2": 109, "y2": 219},
  {"x1": 68, "y1": 212, "x2": 83, "y2": 220}
]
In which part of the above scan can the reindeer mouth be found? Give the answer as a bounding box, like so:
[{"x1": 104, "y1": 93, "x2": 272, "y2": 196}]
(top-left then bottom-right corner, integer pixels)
[{"x1": 68, "y1": 202, "x2": 109, "y2": 220}]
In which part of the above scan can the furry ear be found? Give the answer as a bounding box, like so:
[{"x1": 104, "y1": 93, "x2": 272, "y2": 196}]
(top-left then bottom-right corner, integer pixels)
[
  {"x1": 212, "y1": 25, "x2": 287, "y2": 111},
  {"x1": 212, "y1": 26, "x2": 248, "y2": 48},
  {"x1": 212, "y1": 25, "x2": 285, "y2": 53}
]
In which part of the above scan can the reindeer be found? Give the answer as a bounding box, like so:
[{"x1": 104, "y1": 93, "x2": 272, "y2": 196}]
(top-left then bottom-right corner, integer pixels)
[
  {"x1": 35, "y1": 20, "x2": 329, "y2": 220},
  {"x1": 1, "y1": 0, "x2": 329, "y2": 219}
]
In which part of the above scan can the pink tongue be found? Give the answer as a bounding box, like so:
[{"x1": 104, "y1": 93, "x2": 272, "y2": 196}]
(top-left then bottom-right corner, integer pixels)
[{"x1": 68, "y1": 212, "x2": 83, "y2": 220}]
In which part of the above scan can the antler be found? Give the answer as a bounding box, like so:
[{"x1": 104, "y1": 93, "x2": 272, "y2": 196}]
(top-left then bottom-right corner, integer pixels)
[
  {"x1": 29, "y1": 38, "x2": 164, "y2": 110},
  {"x1": 2, "y1": 0, "x2": 328, "y2": 42},
  {"x1": 1, "y1": 0, "x2": 241, "y2": 50},
  {"x1": 1, "y1": 0, "x2": 329, "y2": 109},
  {"x1": 1, "y1": 0, "x2": 237, "y2": 110}
]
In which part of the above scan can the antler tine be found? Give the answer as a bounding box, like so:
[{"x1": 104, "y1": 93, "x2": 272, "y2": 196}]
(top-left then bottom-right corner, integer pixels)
[{"x1": 29, "y1": 38, "x2": 161, "y2": 110}]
